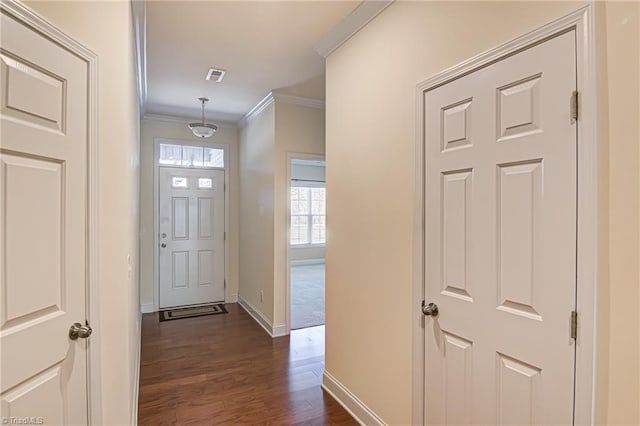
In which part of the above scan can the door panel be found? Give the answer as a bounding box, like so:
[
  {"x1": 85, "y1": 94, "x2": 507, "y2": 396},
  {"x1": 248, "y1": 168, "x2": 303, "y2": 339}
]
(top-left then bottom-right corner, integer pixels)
[
  {"x1": 172, "y1": 197, "x2": 189, "y2": 239},
  {"x1": 2, "y1": 154, "x2": 63, "y2": 324},
  {"x1": 441, "y1": 169, "x2": 472, "y2": 301},
  {"x1": 159, "y1": 167, "x2": 225, "y2": 308},
  {"x1": 198, "y1": 198, "x2": 213, "y2": 239},
  {"x1": 1, "y1": 8, "x2": 89, "y2": 424},
  {"x1": 497, "y1": 160, "x2": 543, "y2": 320},
  {"x1": 424, "y1": 30, "x2": 577, "y2": 425},
  {"x1": 198, "y1": 250, "x2": 214, "y2": 286}
]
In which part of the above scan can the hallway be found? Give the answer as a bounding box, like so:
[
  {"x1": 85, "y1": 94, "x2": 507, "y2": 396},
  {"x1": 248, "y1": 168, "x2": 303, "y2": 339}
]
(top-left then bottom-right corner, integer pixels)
[{"x1": 138, "y1": 304, "x2": 356, "y2": 424}]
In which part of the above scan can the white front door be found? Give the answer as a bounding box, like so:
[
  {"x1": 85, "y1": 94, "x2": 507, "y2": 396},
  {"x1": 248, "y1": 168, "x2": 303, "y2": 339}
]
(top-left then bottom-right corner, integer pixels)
[
  {"x1": 424, "y1": 31, "x2": 577, "y2": 425},
  {"x1": 1, "y1": 7, "x2": 90, "y2": 424},
  {"x1": 159, "y1": 167, "x2": 225, "y2": 308}
]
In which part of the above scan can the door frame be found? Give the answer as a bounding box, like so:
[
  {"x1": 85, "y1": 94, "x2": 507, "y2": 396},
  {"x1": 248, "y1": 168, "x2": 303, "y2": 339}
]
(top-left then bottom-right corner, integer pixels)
[
  {"x1": 285, "y1": 152, "x2": 326, "y2": 334},
  {"x1": 153, "y1": 137, "x2": 230, "y2": 311},
  {"x1": 0, "y1": 0, "x2": 102, "y2": 423},
  {"x1": 412, "y1": 5, "x2": 597, "y2": 425}
]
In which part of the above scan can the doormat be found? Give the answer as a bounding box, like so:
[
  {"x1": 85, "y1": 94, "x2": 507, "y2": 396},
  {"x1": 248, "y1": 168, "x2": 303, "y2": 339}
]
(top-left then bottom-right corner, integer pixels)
[{"x1": 159, "y1": 304, "x2": 228, "y2": 322}]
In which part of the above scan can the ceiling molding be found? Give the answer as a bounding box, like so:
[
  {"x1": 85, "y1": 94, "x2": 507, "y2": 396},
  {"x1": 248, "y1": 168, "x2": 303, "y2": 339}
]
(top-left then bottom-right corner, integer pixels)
[
  {"x1": 142, "y1": 112, "x2": 237, "y2": 130},
  {"x1": 314, "y1": 0, "x2": 395, "y2": 58},
  {"x1": 239, "y1": 92, "x2": 325, "y2": 128},
  {"x1": 238, "y1": 92, "x2": 275, "y2": 128},
  {"x1": 273, "y1": 93, "x2": 325, "y2": 109},
  {"x1": 132, "y1": 0, "x2": 147, "y2": 117}
]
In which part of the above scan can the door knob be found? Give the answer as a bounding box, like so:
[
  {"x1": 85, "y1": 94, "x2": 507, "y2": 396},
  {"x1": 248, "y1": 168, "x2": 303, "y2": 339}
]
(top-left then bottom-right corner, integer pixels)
[
  {"x1": 161, "y1": 243, "x2": 167, "y2": 248},
  {"x1": 422, "y1": 301, "x2": 439, "y2": 317},
  {"x1": 69, "y1": 322, "x2": 92, "y2": 340}
]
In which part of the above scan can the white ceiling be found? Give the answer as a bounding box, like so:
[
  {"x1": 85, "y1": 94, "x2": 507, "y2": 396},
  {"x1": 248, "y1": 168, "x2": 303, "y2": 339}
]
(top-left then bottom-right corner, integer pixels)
[{"x1": 144, "y1": 1, "x2": 360, "y2": 123}]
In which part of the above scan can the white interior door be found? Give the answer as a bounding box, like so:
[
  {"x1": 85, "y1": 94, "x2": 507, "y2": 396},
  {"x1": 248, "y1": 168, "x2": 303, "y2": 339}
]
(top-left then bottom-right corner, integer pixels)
[
  {"x1": 424, "y1": 31, "x2": 577, "y2": 425},
  {"x1": 1, "y1": 7, "x2": 90, "y2": 424},
  {"x1": 159, "y1": 167, "x2": 225, "y2": 308}
]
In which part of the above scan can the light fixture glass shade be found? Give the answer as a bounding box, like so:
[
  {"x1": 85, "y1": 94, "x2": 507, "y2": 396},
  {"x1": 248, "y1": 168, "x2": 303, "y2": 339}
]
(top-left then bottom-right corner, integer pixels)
[
  {"x1": 188, "y1": 122, "x2": 217, "y2": 138},
  {"x1": 188, "y1": 97, "x2": 217, "y2": 138}
]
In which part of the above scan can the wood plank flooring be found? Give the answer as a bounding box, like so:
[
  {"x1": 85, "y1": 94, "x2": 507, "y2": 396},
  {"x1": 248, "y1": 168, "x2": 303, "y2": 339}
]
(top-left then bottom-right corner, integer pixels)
[{"x1": 138, "y1": 303, "x2": 357, "y2": 425}]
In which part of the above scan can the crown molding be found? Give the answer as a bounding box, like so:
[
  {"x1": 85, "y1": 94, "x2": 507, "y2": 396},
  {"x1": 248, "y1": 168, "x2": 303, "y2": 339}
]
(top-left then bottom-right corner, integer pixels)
[
  {"x1": 239, "y1": 92, "x2": 325, "y2": 128},
  {"x1": 238, "y1": 92, "x2": 276, "y2": 128},
  {"x1": 315, "y1": 0, "x2": 394, "y2": 58},
  {"x1": 142, "y1": 112, "x2": 237, "y2": 130},
  {"x1": 273, "y1": 93, "x2": 325, "y2": 109},
  {"x1": 132, "y1": 0, "x2": 147, "y2": 117}
]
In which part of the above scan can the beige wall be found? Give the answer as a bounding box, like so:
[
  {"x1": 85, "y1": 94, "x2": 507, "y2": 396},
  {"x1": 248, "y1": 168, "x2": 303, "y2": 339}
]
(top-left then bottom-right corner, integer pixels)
[
  {"x1": 24, "y1": 1, "x2": 140, "y2": 424},
  {"x1": 596, "y1": 2, "x2": 640, "y2": 424},
  {"x1": 239, "y1": 104, "x2": 276, "y2": 318},
  {"x1": 238, "y1": 100, "x2": 325, "y2": 327},
  {"x1": 138, "y1": 119, "x2": 240, "y2": 308},
  {"x1": 274, "y1": 102, "x2": 326, "y2": 325},
  {"x1": 325, "y1": 1, "x2": 639, "y2": 424}
]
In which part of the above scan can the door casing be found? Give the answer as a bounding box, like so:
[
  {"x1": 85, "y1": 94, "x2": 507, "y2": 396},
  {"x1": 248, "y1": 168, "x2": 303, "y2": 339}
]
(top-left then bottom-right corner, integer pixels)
[
  {"x1": 0, "y1": 0, "x2": 102, "y2": 423},
  {"x1": 153, "y1": 137, "x2": 230, "y2": 312},
  {"x1": 412, "y1": 5, "x2": 597, "y2": 425}
]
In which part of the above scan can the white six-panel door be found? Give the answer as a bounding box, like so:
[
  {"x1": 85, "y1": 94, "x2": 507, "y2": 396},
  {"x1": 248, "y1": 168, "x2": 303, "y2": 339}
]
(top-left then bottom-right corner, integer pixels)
[
  {"x1": 424, "y1": 31, "x2": 577, "y2": 425},
  {"x1": 0, "y1": 7, "x2": 90, "y2": 424},
  {"x1": 159, "y1": 167, "x2": 225, "y2": 308}
]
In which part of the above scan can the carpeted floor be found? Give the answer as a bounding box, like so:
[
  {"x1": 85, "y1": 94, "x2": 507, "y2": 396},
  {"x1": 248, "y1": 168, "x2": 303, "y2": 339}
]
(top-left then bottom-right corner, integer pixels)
[{"x1": 291, "y1": 263, "x2": 325, "y2": 329}]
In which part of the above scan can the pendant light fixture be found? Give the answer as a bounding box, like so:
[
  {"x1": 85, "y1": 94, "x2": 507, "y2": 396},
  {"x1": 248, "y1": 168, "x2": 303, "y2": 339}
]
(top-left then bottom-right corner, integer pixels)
[{"x1": 188, "y1": 97, "x2": 217, "y2": 138}]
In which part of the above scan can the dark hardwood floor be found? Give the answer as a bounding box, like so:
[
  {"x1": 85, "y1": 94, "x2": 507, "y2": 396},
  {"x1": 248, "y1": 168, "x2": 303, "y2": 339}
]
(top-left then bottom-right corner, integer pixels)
[{"x1": 138, "y1": 303, "x2": 357, "y2": 425}]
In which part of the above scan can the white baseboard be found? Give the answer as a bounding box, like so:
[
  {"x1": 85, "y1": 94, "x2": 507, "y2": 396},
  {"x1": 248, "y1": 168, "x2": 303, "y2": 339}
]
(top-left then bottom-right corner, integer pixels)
[
  {"x1": 272, "y1": 323, "x2": 286, "y2": 337},
  {"x1": 291, "y1": 258, "x2": 325, "y2": 266},
  {"x1": 322, "y1": 370, "x2": 386, "y2": 426},
  {"x1": 131, "y1": 311, "x2": 142, "y2": 425},
  {"x1": 226, "y1": 293, "x2": 238, "y2": 303},
  {"x1": 140, "y1": 303, "x2": 155, "y2": 314},
  {"x1": 237, "y1": 296, "x2": 287, "y2": 338}
]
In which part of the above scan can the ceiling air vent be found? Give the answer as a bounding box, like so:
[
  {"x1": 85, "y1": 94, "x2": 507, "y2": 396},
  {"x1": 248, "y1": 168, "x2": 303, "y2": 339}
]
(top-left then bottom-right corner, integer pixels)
[{"x1": 205, "y1": 67, "x2": 226, "y2": 82}]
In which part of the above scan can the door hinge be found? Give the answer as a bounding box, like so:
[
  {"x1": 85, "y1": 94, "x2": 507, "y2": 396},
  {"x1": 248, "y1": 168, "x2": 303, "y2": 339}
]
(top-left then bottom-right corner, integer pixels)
[
  {"x1": 571, "y1": 310, "x2": 578, "y2": 341},
  {"x1": 224, "y1": 231, "x2": 226, "y2": 240},
  {"x1": 571, "y1": 90, "x2": 579, "y2": 122}
]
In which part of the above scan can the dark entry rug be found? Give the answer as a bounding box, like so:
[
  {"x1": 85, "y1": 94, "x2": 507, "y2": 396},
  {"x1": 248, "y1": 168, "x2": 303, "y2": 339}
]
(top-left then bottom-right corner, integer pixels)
[{"x1": 159, "y1": 304, "x2": 227, "y2": 322}]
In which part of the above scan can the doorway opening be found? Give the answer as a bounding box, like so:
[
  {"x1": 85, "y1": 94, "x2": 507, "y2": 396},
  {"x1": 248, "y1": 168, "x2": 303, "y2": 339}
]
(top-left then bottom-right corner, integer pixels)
[{"x1": 288, "y1": 156, "x2": 326, "y2": 330}]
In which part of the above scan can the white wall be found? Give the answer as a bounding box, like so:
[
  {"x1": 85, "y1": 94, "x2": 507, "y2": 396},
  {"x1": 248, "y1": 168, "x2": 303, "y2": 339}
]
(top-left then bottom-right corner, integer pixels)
[
  {"x1": 239, "y1": 103, "x2": 276, "y2": 319},
  {"x1": 24, "y1": 1, "x2": 140, "y2": 424},
  {"x1": 290, "y1": 247, "x2": 325, "y2": 262},
  {"x1": 325, "y1": 1, "x2": 639, "y2": 424},
  {"x1": 138, "y1": 118, "x2": 240, "y2": 309}
]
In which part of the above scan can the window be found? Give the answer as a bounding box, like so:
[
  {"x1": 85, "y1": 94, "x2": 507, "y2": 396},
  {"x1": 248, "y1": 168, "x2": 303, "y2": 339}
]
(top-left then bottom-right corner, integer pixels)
[
  {"x1": 159, "y1": 144, "x2": 224, "y2": 168},
  {"x1": 172, "y1": 177, "x2": 188, "y2": 188},
  {"x1": 198, "y1": 178, "x2": 213, "y2": 189},
  {"x1": 290, "y1": 186, "x2": 325, "y2": 245}
]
